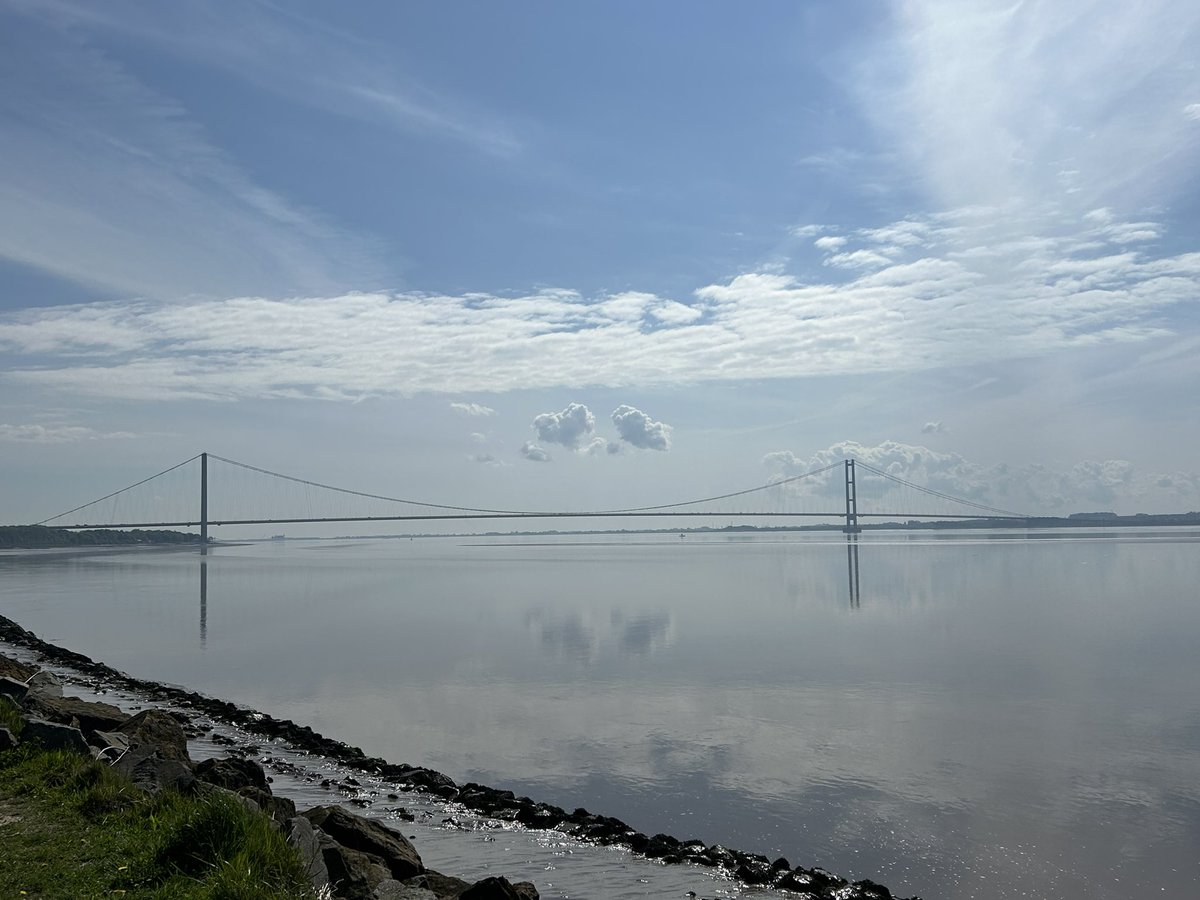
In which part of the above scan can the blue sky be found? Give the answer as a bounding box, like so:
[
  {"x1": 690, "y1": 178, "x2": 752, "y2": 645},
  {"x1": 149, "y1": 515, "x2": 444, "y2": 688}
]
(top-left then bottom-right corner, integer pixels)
[{"x1": 2, "y1": 0, "x2": 1199, "y2": 526}]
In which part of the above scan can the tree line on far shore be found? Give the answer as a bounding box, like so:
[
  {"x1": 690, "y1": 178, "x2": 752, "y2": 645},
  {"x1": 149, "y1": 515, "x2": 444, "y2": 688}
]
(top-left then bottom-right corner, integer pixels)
[{"x1": 0, "y1": 526, "x2": 202, "y2": 549}]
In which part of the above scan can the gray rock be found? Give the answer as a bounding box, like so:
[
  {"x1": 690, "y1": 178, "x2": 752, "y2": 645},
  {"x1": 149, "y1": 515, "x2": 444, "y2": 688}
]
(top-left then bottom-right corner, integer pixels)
[
  {"x1": 0, "y1": 654, "x2": 36, "y2": 682},
  {"x1": 113, "y1": 745, "x2": 195, "y2": 794},
  {"x1": 26, "y1": 671, "x2": 62, "y2": 698},
  {"x1": 90, "y1": 730, "x2": 131, "y2": 763},
  {"x1": 318, "y1": 830, "x2": 391, "y2": 900},
  {"x1": 287, "y1": 815, "x2": 331, "y2": 896},
  {"x1": 303, "y1": 805, "x2": 424, "y2": 881},
  {"x1": 115, "y1": 709, "x2": 190, "y2": 763},
  {"x1": 372, "y1": 880, "x2": 437, "y2": 900},
  {"x1": 0, "y1": 675, "x2": 28, "y2": 703},
  {"x1": 407, "y1": 871, "x2": 471, "y2": 898},
  {"x1": 195, "y1": 756, "x2": 270, "y2": 792},
  {"x1": 21, "y1": 717, "x2": 90, "y2": 755},
  {"x1": 461, "y1": 876, "x2": 539, "y2": 900},
  {"x1": 0, "y1": 727, "x2": 18, "y2": 750},
  {"x1": 23, "y1": 694, "x2": 128, "y2": 736}
]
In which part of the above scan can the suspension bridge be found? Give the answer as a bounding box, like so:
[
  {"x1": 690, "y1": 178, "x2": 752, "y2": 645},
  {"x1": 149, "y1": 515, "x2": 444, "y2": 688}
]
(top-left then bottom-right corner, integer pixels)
[{"x1": 32, "y1": 452, "x2": 1030, "y2": 539}]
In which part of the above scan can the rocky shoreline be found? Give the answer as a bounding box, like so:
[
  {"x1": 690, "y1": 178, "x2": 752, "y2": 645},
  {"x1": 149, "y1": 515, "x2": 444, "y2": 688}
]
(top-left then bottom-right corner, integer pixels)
[{"x1": 0, "y1": 612, "x2": 911, "y2": 899}]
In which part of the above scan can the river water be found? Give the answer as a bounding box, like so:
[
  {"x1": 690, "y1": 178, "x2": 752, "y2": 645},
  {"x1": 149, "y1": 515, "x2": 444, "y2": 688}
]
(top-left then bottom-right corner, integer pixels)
[{"x1": 2, "y1": 530, "x2": 1198, "y2": 900}]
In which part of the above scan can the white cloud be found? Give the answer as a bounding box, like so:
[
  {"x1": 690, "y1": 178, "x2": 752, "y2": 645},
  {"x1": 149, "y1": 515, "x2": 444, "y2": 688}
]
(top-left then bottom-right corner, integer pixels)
[
  {"x1": 450, "y1": 402, "x2": 496, "y2": 417},
  {"x1": 1, "y1": 210, "x2": 1197, "y2": 401},
  {"x1": 1184, "y1": 103, "x2": 1200, "y2": 121},
  {"x1": 520, "y1": 441, "x2": 550, "y2": 463},
  {"x1": 532, "y1": 403, "x2": 595, "y2": 449},
  {"x1": 857, "y1": 0, "x2": 1200, "y2": 214},
  {"x1": 814, "y1": 235, "x2": 847, "y2": 251},
  {"x1": 921, "y1": 421, "x2": 945, "y2": 434},
  {"x1": 824, "y1": 249, "x2": 893, "y2": 270},
  {"x1": 611, "y1": 405, "x2": 672, "y2": 451},
  {"x1": 0, "y1": 423, "x2": 136, "y2": 443},
  {"x1": 762, "y1": 440, "x2": 1199, "y2": 515}
]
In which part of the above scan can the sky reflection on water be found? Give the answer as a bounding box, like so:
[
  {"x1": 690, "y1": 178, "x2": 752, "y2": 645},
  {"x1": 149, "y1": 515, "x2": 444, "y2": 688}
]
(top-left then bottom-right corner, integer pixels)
[{"x1": 2, "y1": 531, "x2": 1198, "y2": 900}]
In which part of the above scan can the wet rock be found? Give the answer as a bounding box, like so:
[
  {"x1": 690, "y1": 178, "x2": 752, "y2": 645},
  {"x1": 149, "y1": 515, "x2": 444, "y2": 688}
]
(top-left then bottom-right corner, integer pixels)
[
  {"x1": 287, "y1": 815, "x2": 331, "y2": 896},
  {"x1": 303, "y1": 804, "x2": 424, "y2": 881},
  {"x1": 851, "y1": 878, "x2": 895, "y2": 899},
  {"x1": 643, "y1": 832, "x2": 681, "y2": 859},
  {"x1": 195, "y1": 756, "x2": 270, "y2": 793},
  {"x1": 0, "y1": 654, "x2": 36, "y2": 682},
  {"x1": 0, "y1": 727, "x2": 18, "y2": 750},
  {"x1": 21, "y1": 717, "x2": 90, "y2": 755},
  {"x1": 460, "y1": 875, "x2": 539, "y2": 900},
  {"x1": 405, "y1": 870, "x2": 471, "y2": 898},
  {"x1": 0, "y1": 675, "x2": 28, "y2": 703}
]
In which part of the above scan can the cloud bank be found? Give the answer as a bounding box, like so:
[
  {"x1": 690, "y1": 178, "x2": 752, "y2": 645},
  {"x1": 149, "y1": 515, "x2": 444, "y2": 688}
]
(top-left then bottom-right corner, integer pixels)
[
  {"x1": 763, "y1": 440, "x2": 1200, "y2": 515},
  {"x1": 3, "y1": 208, "x2": 1196, "y2": 402}
]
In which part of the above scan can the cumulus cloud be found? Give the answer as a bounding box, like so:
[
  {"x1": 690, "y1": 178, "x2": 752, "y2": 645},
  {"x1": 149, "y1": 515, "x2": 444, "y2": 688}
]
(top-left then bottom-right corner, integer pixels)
[
  {"x1": 922, "y1": 421, "x2": 945, "y2": 434},
  {"x1": 1184, "y1": 103, "x2": 1200, "y2": 121},
  {"x1": 532, "y1": 402, "x2": 595, "y2": 449},
  {"x1": 520, "y1": 441, "x2": 550, "y2": 463},
  {"x1": 450, "y1": 402, "x2": 495, "y2": 417},
  {"x1": 581, "y1": 436, "x2": 620, "y2": 457},
  {"x1": 611, "y1": 405, "x2": 672, "y2": 451}
]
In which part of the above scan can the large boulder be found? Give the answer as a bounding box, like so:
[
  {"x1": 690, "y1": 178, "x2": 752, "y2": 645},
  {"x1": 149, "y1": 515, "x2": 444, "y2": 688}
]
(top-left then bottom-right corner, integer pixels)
[
  {"x1": 0, "y1": 727, "x2": 18, "y2": 751},
  {"x1": 21, "y1": 718, "x2": 90, "y2": 755},
  {"x1": 0, "y1": 676, "x2": 28, "y2": 703},
  {"x1": 0, "y1": 655, "x2": 35, "y2": 682},
  {"x1": 372, "y1": 881, "x2": 437, "y2": 899},
  {"x1": 113, "y1": 745, "x2": 196, "y2": 794},
  {"x1": 460, "y1": 876, "x2": 539, "y2": 900},
  {"x1": 25, "y1": 671, "x2": 62, "y2": 698},
  {"x1": 303, "y1": 805, "x2": 424, "y2": 881},
  {"x1": 195, "y1": 756, "x2": 270, "y2": 792},
  {"x1": 23, "y1": 694, "x2": 128, "y2": 737},
  {"x1": 287, "y1": 815, "x2": 331, "y2": 897},
  {"x1": 115, "y1": 709, "x2": 190, "y2": 763},
  {"x1": 318, "y1": 830, "x2": 391, "y2": 900},
  {"x1": 406, "y1": 871, "x2": 470, "y2": 898}
]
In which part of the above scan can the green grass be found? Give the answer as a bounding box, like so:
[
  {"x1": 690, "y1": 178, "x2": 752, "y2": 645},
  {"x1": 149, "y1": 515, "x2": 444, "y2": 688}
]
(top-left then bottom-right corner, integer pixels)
[
  {"x1": 0, "y1": 744, "x2": 317, "y2": 899},
  {"x1": 0, "y1": 695, "x2": 23, "y2": 735}
]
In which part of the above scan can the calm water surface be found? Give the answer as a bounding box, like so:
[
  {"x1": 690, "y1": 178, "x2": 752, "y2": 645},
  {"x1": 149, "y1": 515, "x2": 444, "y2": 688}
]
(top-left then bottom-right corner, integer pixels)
[{"x1": 2, "y1": 530, "x2": 1198, "y2": 900}]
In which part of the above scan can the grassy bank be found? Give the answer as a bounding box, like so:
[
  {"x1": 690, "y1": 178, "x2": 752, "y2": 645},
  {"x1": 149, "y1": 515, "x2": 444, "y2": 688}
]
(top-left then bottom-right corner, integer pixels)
[{"x1": 0, "y1": 708, "x2": 315, "y2": 900}]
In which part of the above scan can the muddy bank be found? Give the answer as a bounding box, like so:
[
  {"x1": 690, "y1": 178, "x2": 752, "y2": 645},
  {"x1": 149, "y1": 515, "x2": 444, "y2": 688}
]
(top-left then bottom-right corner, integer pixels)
[{"x1": 0, "y1": 612, "x2": 912, "y2": 899}]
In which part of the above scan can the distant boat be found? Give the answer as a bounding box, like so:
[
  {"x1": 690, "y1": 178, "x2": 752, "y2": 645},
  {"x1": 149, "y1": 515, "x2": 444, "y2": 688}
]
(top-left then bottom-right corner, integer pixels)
[{"x1": 270, "y1": 534, "x2": 286, "y2": 541}]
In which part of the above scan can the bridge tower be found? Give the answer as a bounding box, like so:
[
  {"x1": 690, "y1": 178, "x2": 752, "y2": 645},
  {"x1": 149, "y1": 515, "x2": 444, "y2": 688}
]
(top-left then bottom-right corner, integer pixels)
[
  {"x1": 200, "y1": 451, "x2": 208, "y2": 554},
  {"x1": 843, "y1": 458, "x2": 861, "y2": 534}
]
